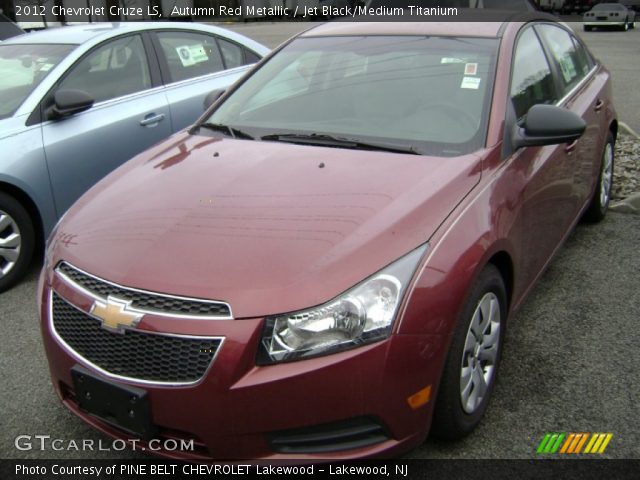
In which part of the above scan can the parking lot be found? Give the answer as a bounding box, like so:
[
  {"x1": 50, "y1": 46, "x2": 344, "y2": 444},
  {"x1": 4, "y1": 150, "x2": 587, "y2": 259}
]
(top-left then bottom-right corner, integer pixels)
[{"x1": 1, "y1": 20, "x2": 639, "y2": 460}]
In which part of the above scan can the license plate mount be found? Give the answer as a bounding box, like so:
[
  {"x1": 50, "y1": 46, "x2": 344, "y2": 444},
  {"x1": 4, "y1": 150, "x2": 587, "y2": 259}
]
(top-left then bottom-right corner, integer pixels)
[{"x1": 71, "y1": 365, "x2": 157, "y2": 440}]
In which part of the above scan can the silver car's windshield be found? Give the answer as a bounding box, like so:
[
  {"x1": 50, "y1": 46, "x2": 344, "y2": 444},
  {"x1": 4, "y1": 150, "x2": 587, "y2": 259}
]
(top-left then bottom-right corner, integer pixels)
[
  {"x1": 593, "y1": 4, "x2": 624, "y2": 10},
  {"x1": 0, "y1": 43, "x2": 75, "y2": 120},
  {"x1": 205, "y1": 36, "x2": 498, "y2": 156}
]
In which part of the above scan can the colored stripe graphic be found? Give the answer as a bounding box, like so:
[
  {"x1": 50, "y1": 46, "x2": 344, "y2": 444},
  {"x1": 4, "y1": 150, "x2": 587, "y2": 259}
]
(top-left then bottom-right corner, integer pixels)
[
  {"x1": 584, "y1": 433, "x2": 613, "y2": 454},
  {"x1": 538, "y1": 433, "x2": 613, "y2": 454},
  {"x1": 537, "y1": 433, "x2": 552, "y2": 453}
]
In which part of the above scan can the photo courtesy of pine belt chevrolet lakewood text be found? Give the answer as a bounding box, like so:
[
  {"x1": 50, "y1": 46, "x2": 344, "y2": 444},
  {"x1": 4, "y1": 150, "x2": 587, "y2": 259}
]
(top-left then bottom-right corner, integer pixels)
[{"x1": 39, "y1": 15, "x2": 617, "y2": 460}]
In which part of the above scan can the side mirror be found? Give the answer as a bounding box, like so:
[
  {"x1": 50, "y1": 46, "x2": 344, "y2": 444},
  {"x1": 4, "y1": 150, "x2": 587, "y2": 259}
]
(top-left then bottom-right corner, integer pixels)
[
  {"x1": 203, "y1": 89, "x2": 225, "y2": 111},
  {"x1": 49, "y1": 89, "x2": 94, "y2": 120},
  {"x1": 512, "y1": 104, "x2": 586, "y2": 150}
]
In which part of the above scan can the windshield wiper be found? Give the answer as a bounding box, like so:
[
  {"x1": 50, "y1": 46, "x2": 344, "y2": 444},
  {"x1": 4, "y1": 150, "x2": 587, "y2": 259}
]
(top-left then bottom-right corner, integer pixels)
[
  {"x1": 260, "y1": 133, "x2": 422, "y2": 155},
  {"x1": 197, "y1": 122, "x2": 254, "y2": 140}
]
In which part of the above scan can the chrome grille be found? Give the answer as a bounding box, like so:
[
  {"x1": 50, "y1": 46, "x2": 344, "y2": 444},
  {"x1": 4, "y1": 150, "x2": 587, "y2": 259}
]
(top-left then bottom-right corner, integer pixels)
[
  {"x1": 51, "y1": 293, "x2": 223, "y2": 384},
  {"x1": 56, "y1": 262, "x2": 231, "y2": 318}
]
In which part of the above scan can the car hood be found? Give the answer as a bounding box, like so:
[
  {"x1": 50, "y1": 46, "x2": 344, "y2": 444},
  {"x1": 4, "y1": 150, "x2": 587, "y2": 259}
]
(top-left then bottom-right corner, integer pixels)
[{"x1": 52, "y1": 132, "x2": 482, "y2": 318}]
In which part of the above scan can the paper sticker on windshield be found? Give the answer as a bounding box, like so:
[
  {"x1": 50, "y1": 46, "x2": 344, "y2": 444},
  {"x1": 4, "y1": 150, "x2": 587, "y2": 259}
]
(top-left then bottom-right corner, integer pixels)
[
  {"x1": 176, "y1": 44, "x2": 208, "y2": 67},
  {"x1": 441, "y1": 57, "x2": 464, "y2": 64},
  {"x1": 461, "y1": 77, "x2": 481, "y2": 90},
  {"x1": 464, "y1": 63, "x2": 478, "y2": 75},
  {"x1": 559, "y1": 57, "x2": 577, "y2": 84}
]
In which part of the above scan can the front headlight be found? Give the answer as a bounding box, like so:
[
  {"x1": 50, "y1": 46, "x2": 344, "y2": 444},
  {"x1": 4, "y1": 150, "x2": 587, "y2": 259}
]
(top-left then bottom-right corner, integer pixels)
[{"x1": 257, "y1": 243, "x2": 428, "y2": 364}]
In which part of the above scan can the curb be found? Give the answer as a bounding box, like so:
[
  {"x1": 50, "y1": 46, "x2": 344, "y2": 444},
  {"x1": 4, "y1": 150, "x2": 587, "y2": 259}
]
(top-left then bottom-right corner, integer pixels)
[
  {"x1": 612, "y1": 122, "x2": 640, "y2": 214},
  {"x1": 610, "y1": 192, "x2": 640, "y2": 215},
  {"x1": 619, "y1": 122, "x2": 640, "y2": 140}
]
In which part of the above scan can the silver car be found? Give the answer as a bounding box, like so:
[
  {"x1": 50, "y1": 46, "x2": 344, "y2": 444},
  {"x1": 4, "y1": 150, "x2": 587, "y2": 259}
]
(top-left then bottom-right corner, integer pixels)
[
  {"x1": 0, "y1": 23, "x2": 268, "y2": 291},
  {"x1": 583, "y1": 3, "x2": 636, "y2": 30}
]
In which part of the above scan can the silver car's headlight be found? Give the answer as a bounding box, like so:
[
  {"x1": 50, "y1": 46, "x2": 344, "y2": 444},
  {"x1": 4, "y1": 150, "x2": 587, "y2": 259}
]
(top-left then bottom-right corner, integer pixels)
[{"x1": 258, "y1": 244, "x2": 428, "y2": 364}]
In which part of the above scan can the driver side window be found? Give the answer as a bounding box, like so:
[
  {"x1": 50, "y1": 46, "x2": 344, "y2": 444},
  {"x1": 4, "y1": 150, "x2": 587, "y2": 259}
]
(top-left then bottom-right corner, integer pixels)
[
  {"x1": 510, "y1": 27, "x2": 558, "y2": 120},
  {"x1": 58, "y1": 35, "x2": 151, "y2": 104}
]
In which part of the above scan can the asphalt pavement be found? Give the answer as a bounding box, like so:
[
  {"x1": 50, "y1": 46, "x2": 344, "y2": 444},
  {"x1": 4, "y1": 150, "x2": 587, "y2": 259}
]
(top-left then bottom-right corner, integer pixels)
[{"x1": 1, "y1": 20, "x2": 639, "y2": 460}]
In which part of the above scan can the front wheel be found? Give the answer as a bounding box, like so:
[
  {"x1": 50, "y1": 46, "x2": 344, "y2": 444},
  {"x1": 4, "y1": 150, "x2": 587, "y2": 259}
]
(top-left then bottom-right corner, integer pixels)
[
  {"x1": 583, "y1": 133, "x2": 614, "y2": 223},
  {"x1": 431, "y1": 265, "x2": 507, "y2": 440},
  {"x1": 0, "y1": 192, "x2": 35, "y2": 292}
]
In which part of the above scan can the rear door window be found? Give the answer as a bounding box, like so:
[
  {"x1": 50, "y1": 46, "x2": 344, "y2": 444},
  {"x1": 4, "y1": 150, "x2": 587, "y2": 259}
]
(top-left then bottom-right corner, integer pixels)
[
  {"x1": 218, "y1": 38, "x2": 244, "y2": 69},
  {"x1": 156, "y1": 31, "x2": 225, "y2": 83},
  {"x1": 536, "y1": 24, "x2": 590, "y2": 95}
]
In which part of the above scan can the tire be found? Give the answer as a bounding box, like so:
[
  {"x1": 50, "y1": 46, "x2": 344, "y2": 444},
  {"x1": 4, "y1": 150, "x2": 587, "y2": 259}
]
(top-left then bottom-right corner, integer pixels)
[
  {"x1": 431, "y1": 265, "x2": 507, "y2": 440},
  {"x1": 0, "y1": 192, "x2": 35, "y2": 293},
  {"x1": 583, "y1": 133, "x2": 614, "y2": 223}
]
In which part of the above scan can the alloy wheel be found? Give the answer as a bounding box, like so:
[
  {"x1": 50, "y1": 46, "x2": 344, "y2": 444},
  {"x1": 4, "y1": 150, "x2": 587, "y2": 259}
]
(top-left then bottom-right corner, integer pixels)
[
  {"x1": 0, "y1": 210, "x2": 22, "y2": 278},
  {"x1": 460, "y1": 292, "x2": 501, "y2": 414},
  {"x1": 600, "y1": 143, "x2": 613, "y2": 208}
]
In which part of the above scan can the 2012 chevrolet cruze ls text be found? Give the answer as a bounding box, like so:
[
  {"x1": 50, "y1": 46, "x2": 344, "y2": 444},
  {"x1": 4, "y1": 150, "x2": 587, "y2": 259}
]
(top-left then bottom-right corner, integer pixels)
[{"x1": 39, "y1": 18, "x2": 617, "y2": 460}]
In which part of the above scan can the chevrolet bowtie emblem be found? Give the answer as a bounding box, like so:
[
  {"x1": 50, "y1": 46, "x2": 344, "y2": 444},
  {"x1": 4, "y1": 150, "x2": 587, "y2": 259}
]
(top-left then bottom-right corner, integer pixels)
[{"x1": 90, "y1": 296, "x2": 143, "y2": 333}]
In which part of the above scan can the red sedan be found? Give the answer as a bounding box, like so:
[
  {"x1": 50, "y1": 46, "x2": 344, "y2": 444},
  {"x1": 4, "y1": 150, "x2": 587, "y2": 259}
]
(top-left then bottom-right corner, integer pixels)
[{"x1": 39, "y1": 17, "x2": 616, "y2": 460}]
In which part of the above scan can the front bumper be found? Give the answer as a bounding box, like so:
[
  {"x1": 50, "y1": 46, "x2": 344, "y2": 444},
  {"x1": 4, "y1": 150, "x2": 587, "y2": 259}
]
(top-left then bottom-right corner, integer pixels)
[
  {"x1": 39, "y1": 268, "x2": 448, "y2": 460},
  {"x1": 583, "y1": 21, "x2": 627, "y2": 26}
]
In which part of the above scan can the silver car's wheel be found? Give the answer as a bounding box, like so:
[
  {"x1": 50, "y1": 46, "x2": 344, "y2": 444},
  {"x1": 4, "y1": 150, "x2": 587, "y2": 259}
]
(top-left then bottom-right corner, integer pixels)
[
  {"x1": 0, "y1": 210, "x2": 21, "y2": 278},
  {"x1": 600, "y1": 142, "x2": 613, "y2": 208},
  {"x1": 0, "y1": 192, "x2": 35, "y2": 293},
  {"x1": 460, "y1": 292, "x2": 501, "y2": 414}
]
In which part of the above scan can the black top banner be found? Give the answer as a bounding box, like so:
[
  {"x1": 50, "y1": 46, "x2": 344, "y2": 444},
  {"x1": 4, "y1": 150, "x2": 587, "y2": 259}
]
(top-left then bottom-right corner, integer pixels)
[{"x1": 3, "y1": 1, "x2": 565, "y2": 24}]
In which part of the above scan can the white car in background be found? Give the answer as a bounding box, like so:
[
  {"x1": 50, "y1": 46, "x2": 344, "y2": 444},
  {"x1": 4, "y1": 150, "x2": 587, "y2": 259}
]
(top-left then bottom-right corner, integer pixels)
[{"x1": 583, "y1": 2, "x2": 636, "y2": 30}]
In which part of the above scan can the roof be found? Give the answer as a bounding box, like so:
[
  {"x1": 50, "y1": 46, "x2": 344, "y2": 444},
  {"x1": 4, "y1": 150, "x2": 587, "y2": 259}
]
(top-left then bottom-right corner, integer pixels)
[
  {"x1": 301, "y1": 11, "x2": 560, "y2": 39},
  {"x1": 1, "y1": 22, "x2": 248, "y2": 46},
  {"x1": 302, "y1": 22, "x2": 505, "y2": 39}
]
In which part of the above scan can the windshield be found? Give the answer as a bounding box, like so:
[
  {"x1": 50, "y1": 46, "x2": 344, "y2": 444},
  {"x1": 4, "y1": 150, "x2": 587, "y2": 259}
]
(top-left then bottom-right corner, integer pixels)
[
  {"x1": 205, "y1": 35, "x2": 498, "y2": 156},
  {"x1": 0, "y1": 43, "x2": 75, "y2": 120},
  {"x1": 593, "y1": 4, "x2": 624, "y2": 10}
]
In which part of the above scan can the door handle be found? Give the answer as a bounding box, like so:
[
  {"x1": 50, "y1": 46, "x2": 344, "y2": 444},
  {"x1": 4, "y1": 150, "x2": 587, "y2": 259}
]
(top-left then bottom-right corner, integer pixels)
[
  {"x1": 594, "y1": 99, "x2": 604, "y2": 112},
  {"x1": 139, "y1": 113, "x2": 165, "y2": 126},
  {"x1": 565, "y1": 140, "x2": 578, "y2": 155}
]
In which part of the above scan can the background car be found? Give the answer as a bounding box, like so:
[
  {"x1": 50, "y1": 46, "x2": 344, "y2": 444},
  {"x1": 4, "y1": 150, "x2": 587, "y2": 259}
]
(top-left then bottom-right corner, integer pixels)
[
  {"x1": 0, "y1": 22, "x2": 268, "y2": 291},
  {"x1": 583, "y1": 2, "x2": 636, "y2": 30},
  {"x1": 40, "y1": 16, "x2": 616, "y2": 460}
]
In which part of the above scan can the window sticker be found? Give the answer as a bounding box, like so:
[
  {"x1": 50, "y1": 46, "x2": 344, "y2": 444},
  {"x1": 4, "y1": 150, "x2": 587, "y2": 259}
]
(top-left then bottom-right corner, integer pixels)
[
  {"x1": 559, "y1": 56, "x2": 577, "y2": 84},
  {"x1": 461, "y1": 76, "x2": 481, "y2": 90},
  {"x1": 441, "y1": 57, "x2": 465, "y2": 64},
  {"x1": 176, "y1": 44, "x2": 209, "y2": 67},
  {"x1": 464, "y1": 63, "x2": 478, "y2": 75}
]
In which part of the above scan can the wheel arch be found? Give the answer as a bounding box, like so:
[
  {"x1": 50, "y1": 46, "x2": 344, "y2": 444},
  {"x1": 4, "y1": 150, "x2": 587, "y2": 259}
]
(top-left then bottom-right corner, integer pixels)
[
  {"x1": 609, "y1": 119, "x2": 618, "y2": 143},
  {"x1": 486, "y1": 250, "x2": 514, "y2": 311},
  {"x1": 0, "y1": 181, "x2": 45, "y2": 253}
]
